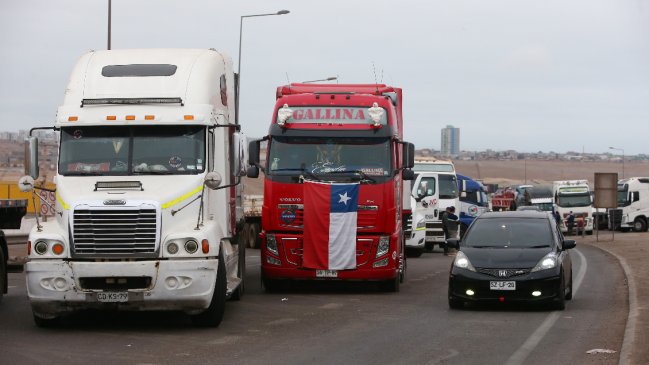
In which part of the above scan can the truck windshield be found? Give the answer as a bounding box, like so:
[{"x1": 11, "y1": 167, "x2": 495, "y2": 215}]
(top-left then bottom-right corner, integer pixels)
[
  {"x1": 461, "y1": 189, "x2": 489, "y2": 207},
  {"x1": 267, "y1": 137, "x2": 392, "y2": 181},
  {"x1": 617, "y1": 184, "x2": 629, "y2": 207},
  {"x1": 556, "y1": 193, "x2": 591, "y2": 207},
  {"x1": 439, "y1": 174, "x2": 459, "y2": 199},
  {"x1": 59, "y1": 125, "x2": 206, "y2": 176}
]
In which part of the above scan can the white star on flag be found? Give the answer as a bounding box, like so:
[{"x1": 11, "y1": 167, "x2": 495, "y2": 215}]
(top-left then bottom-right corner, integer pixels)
[{"x1": 338, "y1": 192, "x2": 351, "y2": 205}]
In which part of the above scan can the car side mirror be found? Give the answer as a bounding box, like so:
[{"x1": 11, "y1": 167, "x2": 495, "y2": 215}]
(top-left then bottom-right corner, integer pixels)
[
  {"x1": 563, "y1": 239, "x2": 577, "y2": 250},
  {"x1": 446, "y1": 238, "x2": 460, "y2": 249}
]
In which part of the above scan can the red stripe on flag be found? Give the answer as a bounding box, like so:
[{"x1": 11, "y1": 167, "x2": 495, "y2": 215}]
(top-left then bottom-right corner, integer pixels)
[{"x1": 302, "y1": 181, "x2": 331, "y2": 269}]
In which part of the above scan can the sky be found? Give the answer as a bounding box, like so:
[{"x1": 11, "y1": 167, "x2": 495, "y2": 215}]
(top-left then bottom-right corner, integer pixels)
[{"x1": 1, "y1": 0, "x2": 648, "y2": 155}]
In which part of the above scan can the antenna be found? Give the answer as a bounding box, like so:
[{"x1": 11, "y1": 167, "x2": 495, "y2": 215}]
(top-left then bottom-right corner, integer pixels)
[
  {"x1": 372, "y1": 62, "x2": 379, "y2": 93},
  {"x1": 285, "y1": 72, "x2": 291, "y2": 92}
]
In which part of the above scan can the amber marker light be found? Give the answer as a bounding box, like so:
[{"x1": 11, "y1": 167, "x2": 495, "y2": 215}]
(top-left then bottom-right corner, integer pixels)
[
  {"x1": 126, "y1": 115, "x2": 135, "y2": 120},
  {"x1": 68, "y1": 116, "x2": 78, "y2": 122},
  {"x1": 106, "y1": 116, "x2": 117, "y2": 121},
  {"x1": 52, "y1": 243, "x2": 64, "y2": 255},
  {"x1": 184, "y1": 115, "x2": 195, "y2": 121},
  {"x1": 145, "y1": 115, "x2": 155, "y2": 120},
  {"x1": 28, "y1": 241, "x2": 31, "y2": 255},
  {"x1": 201, "y1": 239, "x2": 210, "y2": 254}
]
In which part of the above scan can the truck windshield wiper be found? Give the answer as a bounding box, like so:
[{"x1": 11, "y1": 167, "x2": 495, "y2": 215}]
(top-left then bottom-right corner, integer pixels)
[
  {"x1": 133, "y1": 170, "x2": 175, "y2": 175},
  {"x1": 272, "y1": 167, "x2": 321, "y2": 182},
  {"x1": 63, "y1": 171, "x2": 105, "y2": 176},
  {"x1": 528, "y1": 244, "x2": 550, "y2": 248},
  {"x1": 327, "y1": 170, "x2": 376, "y2": 183}
]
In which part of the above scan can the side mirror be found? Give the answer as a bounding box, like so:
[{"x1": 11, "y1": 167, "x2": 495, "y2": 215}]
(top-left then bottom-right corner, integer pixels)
[
  {"x1": 248, "y1": 139, "x2": 260, "y2": 167},
  {"x1": 402, "y1": 169, "x2": 414, "y2": 181},
  {"x1": 247, "y1": 165, "x2": 259, "y2": 178},
  {"x1": 402, "y1": 142, "x2": 415, "y2": 169},
  {"x1": 18, "y1": 175, "x2": 35, "y2": 193},
  {"x1": 563, "y1": 239, "x2": 577, "y2": 250},
  {"x1": 204, "y1": 172, "x2": 222, "y2": 190},
  {"x1": 446, "y1": 238, "x2": 460, "y2": 249},
  {"x1": 24, "y1": 136, "x2": 39, "y2": 179},
  {"x1": 232, "y1": 132, "x2": 248, "y2": 176}
]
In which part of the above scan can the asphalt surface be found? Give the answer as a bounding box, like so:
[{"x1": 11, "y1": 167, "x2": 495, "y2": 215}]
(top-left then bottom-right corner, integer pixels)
[{"x1": 0, "y1": 245, "x2": 627, "y2": 365}]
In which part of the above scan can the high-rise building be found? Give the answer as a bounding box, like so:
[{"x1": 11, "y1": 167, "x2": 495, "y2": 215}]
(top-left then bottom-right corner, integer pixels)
[{"x1": 441, "y1": 125, "x2": 460, "y2": 156}]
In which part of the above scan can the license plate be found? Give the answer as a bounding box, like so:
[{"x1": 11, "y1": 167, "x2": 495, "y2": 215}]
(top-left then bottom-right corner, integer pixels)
[
  {"x1": 316, "y1": 270, "x2": 338, "y2": 278},
  {"x1": 97, "y1": 292, "x2": 128, "y2": 302},
  {"x1": 490, "y1": 281, "x2": 516, "y2": 291}
]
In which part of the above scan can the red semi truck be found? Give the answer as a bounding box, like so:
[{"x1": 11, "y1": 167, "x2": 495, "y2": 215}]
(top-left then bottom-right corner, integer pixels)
[{"x1": 247, "y1": 83, "x2": 414, "y2": 292}]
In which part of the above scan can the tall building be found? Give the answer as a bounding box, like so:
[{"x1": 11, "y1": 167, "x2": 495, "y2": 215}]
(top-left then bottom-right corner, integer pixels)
[{"x1": 441, "y1": 125, "x2": 460, "y2": 156}]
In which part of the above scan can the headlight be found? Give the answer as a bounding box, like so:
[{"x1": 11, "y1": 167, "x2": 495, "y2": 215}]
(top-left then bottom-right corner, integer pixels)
[
  {"x1": 34, "y1": 240, "x2": 48, "y2": 255},
  {"x1": 532, "y1": 252, "x2": 558, "y2": 272},
  {"x1": 453, "y1": 251, "x2": 476, "y2": 272},
  {"x1": 167, "y1": 242, "x2": 179, "y2": 255},
  {"x1": 376, "y1": 236, "x2": 390, "y2": 258},
  {"x1": 266, "y1": 234, "x2": 279, "y2": 255},
  {"x1": 184, "y1": 240, "x2": 199, "y2": 254},
  {"x1": 415, "y1": 218, "x2": 426, "y2": 230}
]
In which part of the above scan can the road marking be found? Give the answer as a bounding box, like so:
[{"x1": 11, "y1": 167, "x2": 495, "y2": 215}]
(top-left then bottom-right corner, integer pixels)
[{"x1": 504, "y1": 248, "x2": 587, "y2": 365}]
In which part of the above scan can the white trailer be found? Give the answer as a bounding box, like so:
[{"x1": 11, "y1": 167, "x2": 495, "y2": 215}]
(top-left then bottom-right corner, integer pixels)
[
  {"x1": 613, "y1": 177, "x2": 649, "y2": 232},
  {"x1": 552, "y1": 180, "x2": 593, "y2": 234},
  {"x1": 21, "y1": 49, "x2": 246, "y2": 327}
]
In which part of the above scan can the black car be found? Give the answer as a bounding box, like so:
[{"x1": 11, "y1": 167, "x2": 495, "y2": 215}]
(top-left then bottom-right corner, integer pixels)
[{"x1": 446, "y1": 211, "x2": 575, "y2": 310}]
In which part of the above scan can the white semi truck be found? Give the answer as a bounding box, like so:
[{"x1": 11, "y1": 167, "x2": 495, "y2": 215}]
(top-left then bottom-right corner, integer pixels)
[
  {"x1": 405, "y1": 160, "x2": 459, "y2": 256},
  {"x1": 21, "y1": 49, "x2": 246, "y2": 327},
  {"x1": 552, "y1": 180, "x2": 593, "y2": 234},
  {"x1": 612, "y1": 177, "x2": 649, "y2": 232}
]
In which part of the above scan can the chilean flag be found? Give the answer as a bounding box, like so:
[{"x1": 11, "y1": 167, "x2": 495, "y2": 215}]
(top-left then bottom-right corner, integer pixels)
[{"x1": 302, "y1": 181, "x2": 359, "y2": 270}]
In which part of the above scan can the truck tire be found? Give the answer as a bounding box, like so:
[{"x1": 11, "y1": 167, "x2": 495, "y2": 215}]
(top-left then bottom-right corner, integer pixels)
[
  {"x1": 231, "y1": 239, "x2": 245, "y2": 301},
  {"x1": 247, "y1": 223, "x2": 259, "y2": 249},
  {"x1": 0, "y1": 247, "x2": 5, "y2": 302},
  {"x1": 191, "y1": 251, "x2": 227, "y2": 327},
  {"x1": 381, "y1": 273, "x2": 400, "y2": 292},
  {"x1": 253, "y1": 223, "x2": 262, "y2": 249},
  {"x1": 405, "y1": 247, "x2": 423, "y2": 258},
  {"x1": 633, "y1": 217, "x2": 647, "y2": 232},
  {"x1": 240, "y1": 223, "x2": 250, "y2": 249},
  {"x1": 262, "y1": 273, "x2": 281, "y2": 293}
]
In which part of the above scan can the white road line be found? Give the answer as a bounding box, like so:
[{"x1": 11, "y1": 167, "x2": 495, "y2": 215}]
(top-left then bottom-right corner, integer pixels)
[{"x1": 504, "y1": 248, "x2": 587, "y2": 365}]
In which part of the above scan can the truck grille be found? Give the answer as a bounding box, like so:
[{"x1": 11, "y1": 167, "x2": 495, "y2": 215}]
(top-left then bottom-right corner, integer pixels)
[{"x1": 73, "y1": 207, "x2": 158, "y2": 256}]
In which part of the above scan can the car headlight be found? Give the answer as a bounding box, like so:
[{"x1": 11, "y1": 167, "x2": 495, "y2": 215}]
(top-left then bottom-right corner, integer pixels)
[
  {"x1": 453, "y1": 251, "x2": 476, "y2": 272},
  {"x1": 376, "y1": 236, "x2": 390, "y2": 258},
  {"x1": 415, "y1": 218, "x2": 426, "y2": 230},
  {"x1": 532, "y1": 252, "x2": 558, "y2": 272},
  {"x1": 266, "y1": 234, "x2": 279, "y2": 256}
]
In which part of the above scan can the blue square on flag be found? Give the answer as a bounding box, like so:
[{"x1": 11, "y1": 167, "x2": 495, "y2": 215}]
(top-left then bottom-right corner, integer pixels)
[{"x1": 330, "y1": 184, "x2": 359, "y2": 213}]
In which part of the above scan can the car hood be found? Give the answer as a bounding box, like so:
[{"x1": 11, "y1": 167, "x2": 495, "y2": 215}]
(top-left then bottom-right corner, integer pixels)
[{"x1": 461, "y1": 247, "x2": 552, "y2": 269}]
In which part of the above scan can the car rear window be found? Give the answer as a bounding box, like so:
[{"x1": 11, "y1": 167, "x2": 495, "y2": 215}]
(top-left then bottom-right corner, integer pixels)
[{"x1": 464, "y1": 218, "x2": 553, "y2": 248}]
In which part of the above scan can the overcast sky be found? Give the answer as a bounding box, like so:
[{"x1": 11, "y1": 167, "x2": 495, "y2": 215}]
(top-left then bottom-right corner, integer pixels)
[{"x1": 2, "y1": 0, "x2": 648, "y2": 155}]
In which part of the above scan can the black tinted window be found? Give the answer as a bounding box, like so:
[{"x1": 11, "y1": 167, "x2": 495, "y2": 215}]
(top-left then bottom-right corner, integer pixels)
[
  {"x1": 464, "y1": 218, "x2": 553, "y2": 248},
  {"x1": 102, "y1": 64, "x2": 177, "y2": 77}
]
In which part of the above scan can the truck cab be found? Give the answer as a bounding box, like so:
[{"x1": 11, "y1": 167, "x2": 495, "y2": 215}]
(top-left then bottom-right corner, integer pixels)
[{"x1": 612, "y1": 177, "x2": 649, "y2": 232}]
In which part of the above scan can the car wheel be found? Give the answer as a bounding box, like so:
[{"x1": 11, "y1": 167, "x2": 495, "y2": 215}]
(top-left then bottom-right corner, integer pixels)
[
  {"x1": 191, "y1": 251, "x2": 227, "y2": 327},
  {"x1": 553, "y1": 274, "x2": 566, "y2": 310},
  {"x1": 33, "y1": 313, "x2": 60, "y2": 328},
  {"x1": 565, "y1": 272, "x2": 573, "y2": 300},
  {"x1": 633, "y1": 218, "x2": 647, "y2": 233}
]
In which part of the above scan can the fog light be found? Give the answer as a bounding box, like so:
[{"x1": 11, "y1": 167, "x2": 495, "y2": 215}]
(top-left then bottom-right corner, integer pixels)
[
  {"x1": 466, "y1": 289, "x2": 475, "y2": 296},
  {"x1": 184, "y1": 240, "x2": 199, "y2": 254},
  {"x1": 166, "y1": 276, "x2": 178, "y2": 288},
  {"x1": 532, "y1": 291, "x2": 542, "y2": 297},
  {"x1": 54, "y1": 278, "x2": 67, "y2": 290},
  {"x1": 167, "y1": 242, "x2": 179, "y2": 255},
  {"x1": 266, "y1": 256, "x2": 281, "y2": 266},
  {"x1": 373, "y1": 257, "x2": 389, "y2": 268},
  {"x1": 34, "y1": 241, "x2": 48, "y2": 255}
]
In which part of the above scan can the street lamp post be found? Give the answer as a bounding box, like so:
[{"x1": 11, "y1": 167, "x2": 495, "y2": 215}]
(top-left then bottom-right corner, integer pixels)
[
  {"x1": 107, "y1": 0, "x2": 112, "y2": 50},
  {"x1": 302, "y1": 76, "x2": 338, "y2": 83},
  {"x1": 609, "y1": 146, "x2": 625, "y2": 178},
  {"x1": 236, "y1": 9, "x2": 290, "y2": 123}
]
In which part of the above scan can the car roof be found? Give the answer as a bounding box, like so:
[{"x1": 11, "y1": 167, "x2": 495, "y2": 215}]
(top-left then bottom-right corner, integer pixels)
[{"x1": 478, "y1": 211, "x2": 550, "y2": 219}]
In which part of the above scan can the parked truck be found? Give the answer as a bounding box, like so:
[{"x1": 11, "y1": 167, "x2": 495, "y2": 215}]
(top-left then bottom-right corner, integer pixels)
[
  {"x1": 610, "y1": 177, "x2": 649, "y2": 232},
  {"x1": 552, "y1": 180, "x2": 593, "y2": 234},
  {"x1": 242, "y1": 194, "x2": 263, "y2": 248},
  {"x1": 21, "y1": 49, "x2": 246, "y2": 327},
  {"x1": 247, "y1": 83, "x2": 414, "y2": 292},
  {"x1": 456, "y1": 174, "x2": 488, "y2": 236},
  {"x1": 0, "y1": 198, "x2": 28, "y2": 302},
  {"x1": 405, "y1": 160, "x2": 459, "y2": 254}
]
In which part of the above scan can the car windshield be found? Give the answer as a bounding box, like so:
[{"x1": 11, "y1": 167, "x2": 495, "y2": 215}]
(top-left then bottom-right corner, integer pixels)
[
  {"x1": 267, "y1": 136, "x2": 392, "y2": 181},
  {"x1": 463, "y1": 217, "x2": 553, "y2": 248},
  {"x1": 59, "y1": 125, "x2": 206, "y2": 176}
]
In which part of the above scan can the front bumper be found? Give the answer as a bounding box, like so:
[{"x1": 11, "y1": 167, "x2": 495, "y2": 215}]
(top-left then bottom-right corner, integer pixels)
[
  {"x1": 26, "y1": 259, "x2": 218, "y2": 317},
  {"x1": 448, "y1": 267, "x2": 562, "y2": 303},
  {"x1": 405, "y1": 229, "x2": 425, "y2": 248}
]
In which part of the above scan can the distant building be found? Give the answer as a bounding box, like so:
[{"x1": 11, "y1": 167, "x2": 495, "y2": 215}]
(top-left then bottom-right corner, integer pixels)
[{"x1": 441, "y1": 125, "x2": 460, "y2": 156}]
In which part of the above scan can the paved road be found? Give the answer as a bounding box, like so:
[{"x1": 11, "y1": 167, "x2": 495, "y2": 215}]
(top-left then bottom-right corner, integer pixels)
[{"x1": 0, "y1": 246, "x2": 625, "y2": 364}]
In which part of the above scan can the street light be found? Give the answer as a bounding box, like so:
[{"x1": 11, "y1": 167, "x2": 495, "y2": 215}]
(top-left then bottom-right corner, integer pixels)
[
  {"x1": 236, "y1": 9, "x2": 290, "y2": 123},
  {"x1": 609, "y1": 146, "x2": 625, "y2": 178},
  {"x1": 302, "y1": 76, "x2": 338, "y2": 83},
  {"x1": 107, "y1": 0, "x2": 112, "y2": 50}
]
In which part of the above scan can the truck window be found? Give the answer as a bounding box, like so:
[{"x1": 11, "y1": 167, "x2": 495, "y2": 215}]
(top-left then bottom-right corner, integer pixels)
[
  {"x1": 101, "y1": 64, "x2": 177, "y2": 77},
  {"x1": 439, "y1": 174, "x2": 458, "y2": 199}
]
